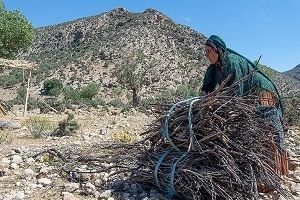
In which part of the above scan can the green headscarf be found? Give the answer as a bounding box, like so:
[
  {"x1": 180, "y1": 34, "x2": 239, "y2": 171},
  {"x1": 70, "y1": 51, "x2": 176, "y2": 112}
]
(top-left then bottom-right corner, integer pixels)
[{"x1": 205, "y1": 35, "x2": 226, "y2": 51}]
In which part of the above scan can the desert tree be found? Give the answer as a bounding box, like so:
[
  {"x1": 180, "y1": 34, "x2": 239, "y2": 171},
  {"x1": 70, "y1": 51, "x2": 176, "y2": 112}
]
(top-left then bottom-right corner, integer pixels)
[{"x1": 114, "y1": 50, "x2": 157, "y2": 107}]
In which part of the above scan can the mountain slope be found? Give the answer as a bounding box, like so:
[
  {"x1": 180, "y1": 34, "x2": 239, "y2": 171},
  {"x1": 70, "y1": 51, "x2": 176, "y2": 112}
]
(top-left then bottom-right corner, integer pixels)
[
  {"x1": 15, "y1": 8, "x2": 300, "y2": 100},
  {"x1": 21, "y1": 8, "x2": 208, "y2": 97},
  {"x1": 283, "y1": 64, "x2": 300, "y2": 81}
]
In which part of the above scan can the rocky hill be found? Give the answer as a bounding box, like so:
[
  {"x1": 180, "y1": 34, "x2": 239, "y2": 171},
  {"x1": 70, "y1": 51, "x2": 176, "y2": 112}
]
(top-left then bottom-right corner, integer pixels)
[
  {"x1": 2, "y1": 8, "x2": 300, "y2": 104},
  {"x1": 258, "y1": 64, "x2": 300, "y2": 96},
  {"x1": 20, "y1": 8, "x2": 208, "y2": 99},
  {"x1": 284, "y1": 64, "x2": 300, "y2": 81}
]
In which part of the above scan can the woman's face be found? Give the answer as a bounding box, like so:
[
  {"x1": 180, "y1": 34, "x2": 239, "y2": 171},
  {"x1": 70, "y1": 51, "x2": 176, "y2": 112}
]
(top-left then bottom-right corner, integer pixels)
[{"x1": 204, "y1": 45, "x2": 219, "y2": 64}]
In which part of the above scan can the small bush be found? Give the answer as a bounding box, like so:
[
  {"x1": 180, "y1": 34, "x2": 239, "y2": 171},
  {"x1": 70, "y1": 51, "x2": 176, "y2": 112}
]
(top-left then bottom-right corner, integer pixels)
[
  {"x1": 80, "y1": 83, "x2": 100, "y2": 99},
  {"x1": 43, "y1": 78, "x2": 63, "y2": 96},
  {"x1": 25, "y1": 116, "x2": 55, "y2": 138},
  {"x1": 64, "y1": 87, "x2": 81, "y2": 104},
  {"x1": 112, "y1": 130, "x2": 137, "y2": 144},
  {"x1": 13, "y1": 87, "x2": 27, "y2": 104},
  {"x1": 175, "y1": 84, "x2": 198, "y2": 99},
  {"x1": 109, "y1": 98, "x2": 125, "y2": 108},
  {"x1": 112, "y1": 86, "x2": 124, "y2": 97},
  {"x1": 0, "y1": 69, "x2": 23, "y2": 87},
  {"x1": 51, "y1": 113, "x2": 80, "y2": 137}
]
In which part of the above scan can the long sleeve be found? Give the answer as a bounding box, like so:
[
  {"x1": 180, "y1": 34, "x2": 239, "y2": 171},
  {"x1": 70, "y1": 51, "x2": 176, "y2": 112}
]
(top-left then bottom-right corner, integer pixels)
[{"x1": 201, "y1": 65, "x2": 216, "y2": 93}]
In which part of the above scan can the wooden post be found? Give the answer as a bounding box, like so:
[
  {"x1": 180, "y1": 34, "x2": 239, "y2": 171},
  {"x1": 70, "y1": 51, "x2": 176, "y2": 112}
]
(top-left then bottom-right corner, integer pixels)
[
  {"x1": 23, "y1": 69, "x2": 32, "y2": 117},
  {"x1": 22, "y1": 67, "x2": 25, "y2": 84}
]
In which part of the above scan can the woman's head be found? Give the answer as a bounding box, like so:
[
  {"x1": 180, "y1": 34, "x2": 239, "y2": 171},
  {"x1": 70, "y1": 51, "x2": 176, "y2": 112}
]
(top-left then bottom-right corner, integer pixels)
[{"x1": 204, "y1": 35, "x2": 226, "y2": 65}]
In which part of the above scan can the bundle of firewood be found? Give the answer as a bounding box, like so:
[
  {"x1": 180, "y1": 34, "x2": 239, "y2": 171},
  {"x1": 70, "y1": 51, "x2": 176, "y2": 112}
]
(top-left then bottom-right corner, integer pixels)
[{"x1": 62, "y1": 81, "x2": 290, "y2": 199}]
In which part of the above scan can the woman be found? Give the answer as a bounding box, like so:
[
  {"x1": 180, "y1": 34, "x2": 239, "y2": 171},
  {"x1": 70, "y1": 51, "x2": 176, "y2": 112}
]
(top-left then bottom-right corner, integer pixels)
[{"x1": 200, "y1": 35, "x2": 288, "y2": 176}]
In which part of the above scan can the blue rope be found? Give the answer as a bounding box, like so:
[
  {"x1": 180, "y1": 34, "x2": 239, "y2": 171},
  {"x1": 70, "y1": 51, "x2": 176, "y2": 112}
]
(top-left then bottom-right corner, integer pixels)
[
  {"x1": 161, "y1": 97, "x2": 200, "y2": 151},
  {"x1": 188, "y1": 98, "x2": 201, "y2": 151},
  {"x1": 167, "y1": 152, "x2": 188, "y2": 199},
  {"x1": 154, "y1": 149, "x2": 171, "y2": 190},
  {"x1": 157, "y1": 96, "x2": 202, "y2": 199}
]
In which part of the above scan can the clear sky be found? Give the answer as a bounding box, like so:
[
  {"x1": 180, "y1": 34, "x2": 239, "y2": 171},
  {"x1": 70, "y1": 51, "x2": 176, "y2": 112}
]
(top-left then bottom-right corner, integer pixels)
[{"x1": 3, "y1": 0, "x2": 300, "y2": 72}]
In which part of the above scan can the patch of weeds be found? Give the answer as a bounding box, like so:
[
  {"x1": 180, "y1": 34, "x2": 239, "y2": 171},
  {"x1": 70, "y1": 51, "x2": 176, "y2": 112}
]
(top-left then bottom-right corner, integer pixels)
[
  {"x1": 25, "y1": 116, "x2": 56, "y2": 138},
  {"x1": 0, "y1": 130, "x2": 13, "y2": 144},
  {"x1": 112, "y1": 129, "x2": 137, "y2": 144}
]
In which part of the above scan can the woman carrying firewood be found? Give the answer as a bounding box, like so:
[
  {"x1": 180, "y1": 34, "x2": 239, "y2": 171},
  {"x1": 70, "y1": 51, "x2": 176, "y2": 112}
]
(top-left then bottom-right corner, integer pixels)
[{"x1": 200, "y1": 35, "x2": 288, "y2": 176}]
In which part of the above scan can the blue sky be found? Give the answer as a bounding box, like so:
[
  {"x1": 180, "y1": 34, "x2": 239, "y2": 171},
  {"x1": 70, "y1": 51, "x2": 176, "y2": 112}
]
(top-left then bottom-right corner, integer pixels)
[{"x1": 3, "y1": 0, "x2": 300, "y2": 72}]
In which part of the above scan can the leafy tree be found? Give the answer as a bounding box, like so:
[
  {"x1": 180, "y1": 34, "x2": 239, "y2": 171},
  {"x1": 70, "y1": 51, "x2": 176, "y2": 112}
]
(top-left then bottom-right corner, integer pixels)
[
  {"x1": 0, "y1": 0, "x2": 35, "y2": 58},
  {"x1": 115, "y1": 50, "x2": 156, "y2": 107}
]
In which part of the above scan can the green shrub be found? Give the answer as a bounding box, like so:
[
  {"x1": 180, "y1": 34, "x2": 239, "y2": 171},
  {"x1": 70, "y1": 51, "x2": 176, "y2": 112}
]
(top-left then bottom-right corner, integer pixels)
[
  {"x1": 112, "y1": 86, "x2": 124, "y2": 97},
  {"x1": 175, "y1": 83, "x2": 198, "y2": 100},
  {"x1": 0, "y1": 69, "x2": 23, "y2": 87},
  {"x1": 80, "y1": 83, "x2": 100, "y2": 99},
  {"x1": 64, "y1": 87, "x2": 81, "y2": 104},
  {"x1": 43, "y1": 78, "x2": 63, "y2": 96},
  {"x1": 109, "y1": 98, "x2": 125, "y2": 108},
  {"x1": 80, "y1": 97, "x2": 106, "y2": 108},
  {"x1": 27, "y1": 97, "x2": 39, "y2": 111},
  {"x1": 41, "y1": 99, "x2": 66, "y2": 113},
  {"x1": 14, "y1": 86, "x2": 27, "y2": 103},
  {"x1": 283, "y1": 93, "x2": 300, "y2": 126}
]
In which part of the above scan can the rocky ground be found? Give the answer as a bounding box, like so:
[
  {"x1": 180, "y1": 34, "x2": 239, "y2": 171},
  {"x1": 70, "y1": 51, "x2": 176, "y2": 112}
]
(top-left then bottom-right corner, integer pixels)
[{"x1": 0, "y1": 109, "x2": 300, "y2": 200}]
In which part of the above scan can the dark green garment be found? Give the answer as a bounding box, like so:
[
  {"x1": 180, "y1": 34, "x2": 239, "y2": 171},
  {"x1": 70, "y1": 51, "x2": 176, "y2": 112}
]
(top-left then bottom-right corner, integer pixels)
[{"x1": 201, "y1": 49, "x2": 283, "y2": 111}]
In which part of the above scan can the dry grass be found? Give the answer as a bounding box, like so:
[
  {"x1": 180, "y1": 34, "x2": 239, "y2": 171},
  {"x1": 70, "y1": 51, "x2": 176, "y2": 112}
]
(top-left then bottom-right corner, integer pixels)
[
  {"x1": 25, "y1": 115, "x2": 56, "y2": 138},
  {"x1": 112, "y1": 129, "x2": 138, "y2": 144},
  {"x1": 0, "y1": 129, "x2": 13, "y2": 144}
]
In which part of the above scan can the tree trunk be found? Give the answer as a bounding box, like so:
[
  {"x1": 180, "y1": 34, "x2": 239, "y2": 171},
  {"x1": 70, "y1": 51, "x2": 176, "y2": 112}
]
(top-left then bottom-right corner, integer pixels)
[{"x1": 132, "y1": 87, "x2": 139, "y2": 107}]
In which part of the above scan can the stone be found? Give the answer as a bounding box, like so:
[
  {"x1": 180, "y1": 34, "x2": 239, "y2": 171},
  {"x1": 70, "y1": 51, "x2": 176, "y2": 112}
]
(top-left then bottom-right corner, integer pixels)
[
  {"x1": 293, "y1": 183, "x2": 300, "y2": 193},
  {"x1": 122, "y1": 192, "x2": 131, "y2": 198},
  {"x1": 64, "y1": 182, "x2": 80, "y2": 192},
  {"x1": 26, "y1": 157, "x2": 35, "y2": 164},
  {"x1": 0, "y1": 119, "x2": 21, "y2": 129},
  {"x1": 38, "y1": 177, "x2": 52, "y2": 186},
  {"x1": 11, "y1": 155, "x2": 23, "y2": 164},
  {"x1": 10, "y1": 162, "x2": 19, "y2": 169},
  {"x1": 100, "y1": 189, "x2": 112, "y2": 198},
  {"x1": 1, "y1": 157, "x2": 10, "y2": 166},
  {"x1": 23, "y1": 168, "x2": 34, "y2": 178},
  {"x1": 4, "y1": 191, "x2": 25, "y2": 200},
  {"x1": 62, "y1": 192, "x2": 79, "y2": 200},
  {"x1": 39, "y1": 166, "x2": 53, "y2": 175},
  {"x1": 94, "y1": 178, "x2": 102, "y2": 187},
  {"x1": 138, "y1": 192, "x2": 148, "y2": 198},
  {"x1": 84, "y1": 182, "x2": 96, "y2": 195}
]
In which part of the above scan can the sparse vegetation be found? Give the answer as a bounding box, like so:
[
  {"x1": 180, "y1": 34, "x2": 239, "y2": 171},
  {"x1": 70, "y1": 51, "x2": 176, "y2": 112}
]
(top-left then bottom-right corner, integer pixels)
[
  {"x1": 25, "y1": 116, "x2": 56, "y2": 138},
  {"x1": 283, "y1": 93, "x2": 300, "y2": 126},
  {"x1": 51, "y1": 113, "x2": 80, "y2": 137},
  {"x1": 0, "y1": 69, "x2": 24, "y2": 87},
  {"x1": 112, "y1": 129, "x2": 137, "y2": 143},
  {"x1": 108, "y1": 98, "x2": 125, "y2": 108},
  {"x1": 0, "y1": 129, "x2": 13, "y2": 144}
]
